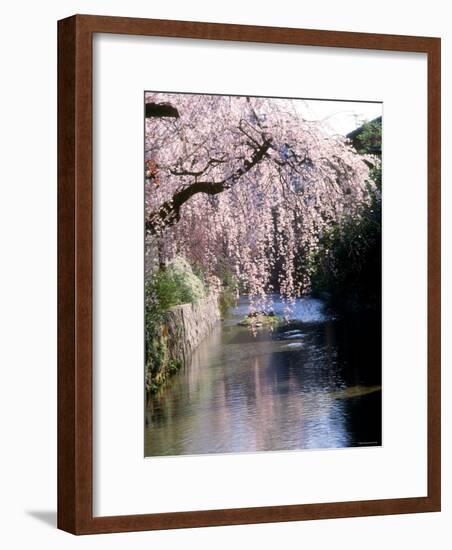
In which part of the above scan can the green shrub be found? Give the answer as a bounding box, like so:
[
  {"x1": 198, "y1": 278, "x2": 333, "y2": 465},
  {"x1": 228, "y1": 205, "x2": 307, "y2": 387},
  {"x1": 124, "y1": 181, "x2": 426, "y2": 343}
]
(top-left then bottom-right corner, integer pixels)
[
  {"x1": 309, "y1": 118, "x2": 382, "y2": 314},
  {"x1": 215, "y1": 264, "x2": 238, "y2": 315},
  {"x1": 219, "y1": 285, "x2": 237, "y2": 316},
  {"x1": 156, "y1": 257, "x2": 206, "y2": 309},
  {"x1": 144, "y1": 256, "x2": 208, "y2": 393}
]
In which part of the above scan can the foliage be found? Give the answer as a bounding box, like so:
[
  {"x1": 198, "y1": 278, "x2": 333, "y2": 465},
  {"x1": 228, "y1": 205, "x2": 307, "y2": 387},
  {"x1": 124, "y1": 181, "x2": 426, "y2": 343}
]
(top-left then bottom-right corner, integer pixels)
[
  {"x1": 310, "y1": 193, "x2": 381, "y2": 312},
  {"x1": 351, "y1": 118, "x2": 382, "y2": 155},
  {"x1": 145, "y1": 93, "x2": 379, "y2": 313},
  {"x1": 219, "y1": 286, "x2": 238, "y2": 317},
  {"x1": 216, "y1": 264, "x2": 239, "y2": 316},
  {"x1": 144, "y1": 257, "x2": 207, "y2": 393},
  {"x1": 238, "y1": 312, "x2": 281, "y2": 328},
  {"x1": 311, "y1": 118, "x2": 382, "y2": 312},
  {"x1": 144, "y1": 278, "x2": 164, "y2": 382},
  {"x1": 155, "y1": 256, "x2": 206, "y2": 309}
]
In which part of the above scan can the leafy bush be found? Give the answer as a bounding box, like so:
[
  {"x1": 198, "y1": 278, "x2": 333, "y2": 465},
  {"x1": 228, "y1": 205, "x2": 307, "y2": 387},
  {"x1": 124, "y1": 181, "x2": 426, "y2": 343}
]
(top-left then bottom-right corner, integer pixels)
[
  {"x1": 144, "y1": 257, "x2": 208, "y2": 393},
  {"x1": 219, "y1": 286, "x2": 238, "y2": 316},
  {"x1": 153, "y1": 256, "x2": 206, "y2": 310},
  {"x1": 310, "y1": 118, "x2": 382, "y2": 313},
  {"x1": 353, "y1": 119, "x2": 382, "y2": 154},
  {"x1": 310, "y1": 194, "x2": 381, "y2": 313},
  {"x1": 216, "y1": 267, "x2": 238, "y2": 316}
]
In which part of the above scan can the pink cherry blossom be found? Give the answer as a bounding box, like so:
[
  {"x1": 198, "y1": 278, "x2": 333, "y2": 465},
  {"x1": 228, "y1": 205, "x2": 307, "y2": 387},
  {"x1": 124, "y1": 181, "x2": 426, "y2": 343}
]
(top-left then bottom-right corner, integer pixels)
[{"x1": 145, "y1": 93, "x2": 379, "y2": 312}]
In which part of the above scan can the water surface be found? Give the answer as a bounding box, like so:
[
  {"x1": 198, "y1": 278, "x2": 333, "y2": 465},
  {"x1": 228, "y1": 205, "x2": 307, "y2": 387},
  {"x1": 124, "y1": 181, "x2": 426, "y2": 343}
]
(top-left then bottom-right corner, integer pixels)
[{"x1": 145, "y1": 295, "x2": 381, "y2": 456}]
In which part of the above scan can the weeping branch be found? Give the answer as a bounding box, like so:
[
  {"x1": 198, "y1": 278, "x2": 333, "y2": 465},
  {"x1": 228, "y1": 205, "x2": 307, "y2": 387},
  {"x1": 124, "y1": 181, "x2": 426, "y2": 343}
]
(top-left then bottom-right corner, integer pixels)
[{"x1": 146, "y1": 138, "x2": 272, "y2": 233}]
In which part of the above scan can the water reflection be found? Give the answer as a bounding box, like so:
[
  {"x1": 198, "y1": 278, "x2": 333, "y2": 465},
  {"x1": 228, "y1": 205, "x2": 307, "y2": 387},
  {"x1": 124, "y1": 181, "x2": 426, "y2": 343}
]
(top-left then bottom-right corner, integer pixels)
[{"x1": 145, "y1": 296, "x2": 381, "y2": 457}]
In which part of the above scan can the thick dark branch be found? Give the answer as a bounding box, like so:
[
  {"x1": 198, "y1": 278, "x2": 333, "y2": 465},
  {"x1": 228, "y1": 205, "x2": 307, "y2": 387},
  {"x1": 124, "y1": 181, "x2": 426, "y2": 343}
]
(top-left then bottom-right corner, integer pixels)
[
  {"x1": 169, "y1": 157, "x2": 227, "y2": 177},
  {"x1": 145, "y1": 102, "x2": 179, "y2": 118},
  {"x1": 146, "y1": 138, "x2": 272, "y2": 233}
]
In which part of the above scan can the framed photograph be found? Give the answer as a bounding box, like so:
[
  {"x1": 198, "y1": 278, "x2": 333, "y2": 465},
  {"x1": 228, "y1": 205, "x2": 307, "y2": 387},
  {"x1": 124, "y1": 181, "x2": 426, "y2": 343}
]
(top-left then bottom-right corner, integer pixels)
[{"x1": 58, "y1": 15, "x2": 441, "y2": 534}]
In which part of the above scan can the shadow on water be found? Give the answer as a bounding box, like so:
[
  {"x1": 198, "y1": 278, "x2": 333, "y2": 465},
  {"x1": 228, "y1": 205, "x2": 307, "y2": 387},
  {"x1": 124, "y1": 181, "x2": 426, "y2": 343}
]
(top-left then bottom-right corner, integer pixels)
[{"x1": 145, "y1": 296, "x2": 381, "y2": 457}]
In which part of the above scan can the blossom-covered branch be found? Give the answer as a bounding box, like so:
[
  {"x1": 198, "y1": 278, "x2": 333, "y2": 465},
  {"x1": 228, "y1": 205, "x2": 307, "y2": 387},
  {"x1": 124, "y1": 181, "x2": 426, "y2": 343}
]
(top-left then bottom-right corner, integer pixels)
[
  {"x1": 146, "y1": 137, "x2": 272, "y2": 232},
  {"x1": 144, "y1": 92, "x2": 379, "y2": 308}
]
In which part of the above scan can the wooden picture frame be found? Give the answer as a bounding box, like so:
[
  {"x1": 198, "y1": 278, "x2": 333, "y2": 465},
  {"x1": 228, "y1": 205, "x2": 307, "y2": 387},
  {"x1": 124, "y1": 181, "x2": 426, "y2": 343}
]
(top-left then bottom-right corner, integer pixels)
[{"x1": 58, "y1": 14, "x2": 441, "y2": 535}]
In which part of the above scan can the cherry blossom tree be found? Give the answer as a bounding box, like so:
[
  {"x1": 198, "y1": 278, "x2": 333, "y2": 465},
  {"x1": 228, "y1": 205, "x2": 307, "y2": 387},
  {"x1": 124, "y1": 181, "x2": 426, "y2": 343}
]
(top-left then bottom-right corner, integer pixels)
[{"x1": 145, "y1": 92, "x2": 379, "y2": 312}]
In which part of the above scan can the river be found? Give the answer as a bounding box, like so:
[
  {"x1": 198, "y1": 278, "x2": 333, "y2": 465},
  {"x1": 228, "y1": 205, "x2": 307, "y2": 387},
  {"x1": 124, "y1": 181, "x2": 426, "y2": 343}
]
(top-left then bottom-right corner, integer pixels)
[{"x1": 145, "y1": 295, "x2": 382, "y2": 457}]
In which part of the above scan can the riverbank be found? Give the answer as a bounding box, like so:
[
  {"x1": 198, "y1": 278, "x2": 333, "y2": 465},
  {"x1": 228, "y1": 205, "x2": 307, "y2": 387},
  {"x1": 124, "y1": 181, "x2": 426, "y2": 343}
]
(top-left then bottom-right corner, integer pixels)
[
  {"x1": 145, "y1": 293, "x2": 220, "y2": 394},
  {"x1": 145, "y1": 295, "x2": 382, "y2": 456}
]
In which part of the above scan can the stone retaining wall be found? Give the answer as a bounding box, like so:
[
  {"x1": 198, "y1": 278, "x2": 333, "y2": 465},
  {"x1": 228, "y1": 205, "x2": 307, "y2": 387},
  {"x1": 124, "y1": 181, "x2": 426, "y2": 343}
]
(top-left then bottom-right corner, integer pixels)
[
  {"x1": 146, "y1": 294, "x2": 220, "y2": 392},
  {"x1": 163, "y1": 294, "x2": 220, "y2": 366}
]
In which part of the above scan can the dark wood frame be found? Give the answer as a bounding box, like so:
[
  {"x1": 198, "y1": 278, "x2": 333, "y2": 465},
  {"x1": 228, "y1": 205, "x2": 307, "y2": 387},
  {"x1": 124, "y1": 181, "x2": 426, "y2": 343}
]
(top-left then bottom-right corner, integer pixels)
[{"x1": 58, "y1": 14, "x2": 441, "y2": 535}]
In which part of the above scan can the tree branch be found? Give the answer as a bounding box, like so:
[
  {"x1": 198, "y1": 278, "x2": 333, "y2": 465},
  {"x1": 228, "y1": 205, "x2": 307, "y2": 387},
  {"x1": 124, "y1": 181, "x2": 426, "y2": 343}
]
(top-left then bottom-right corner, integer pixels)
[{"x1": 146, "y1": 138, "x2": 272, "y2": 233}]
